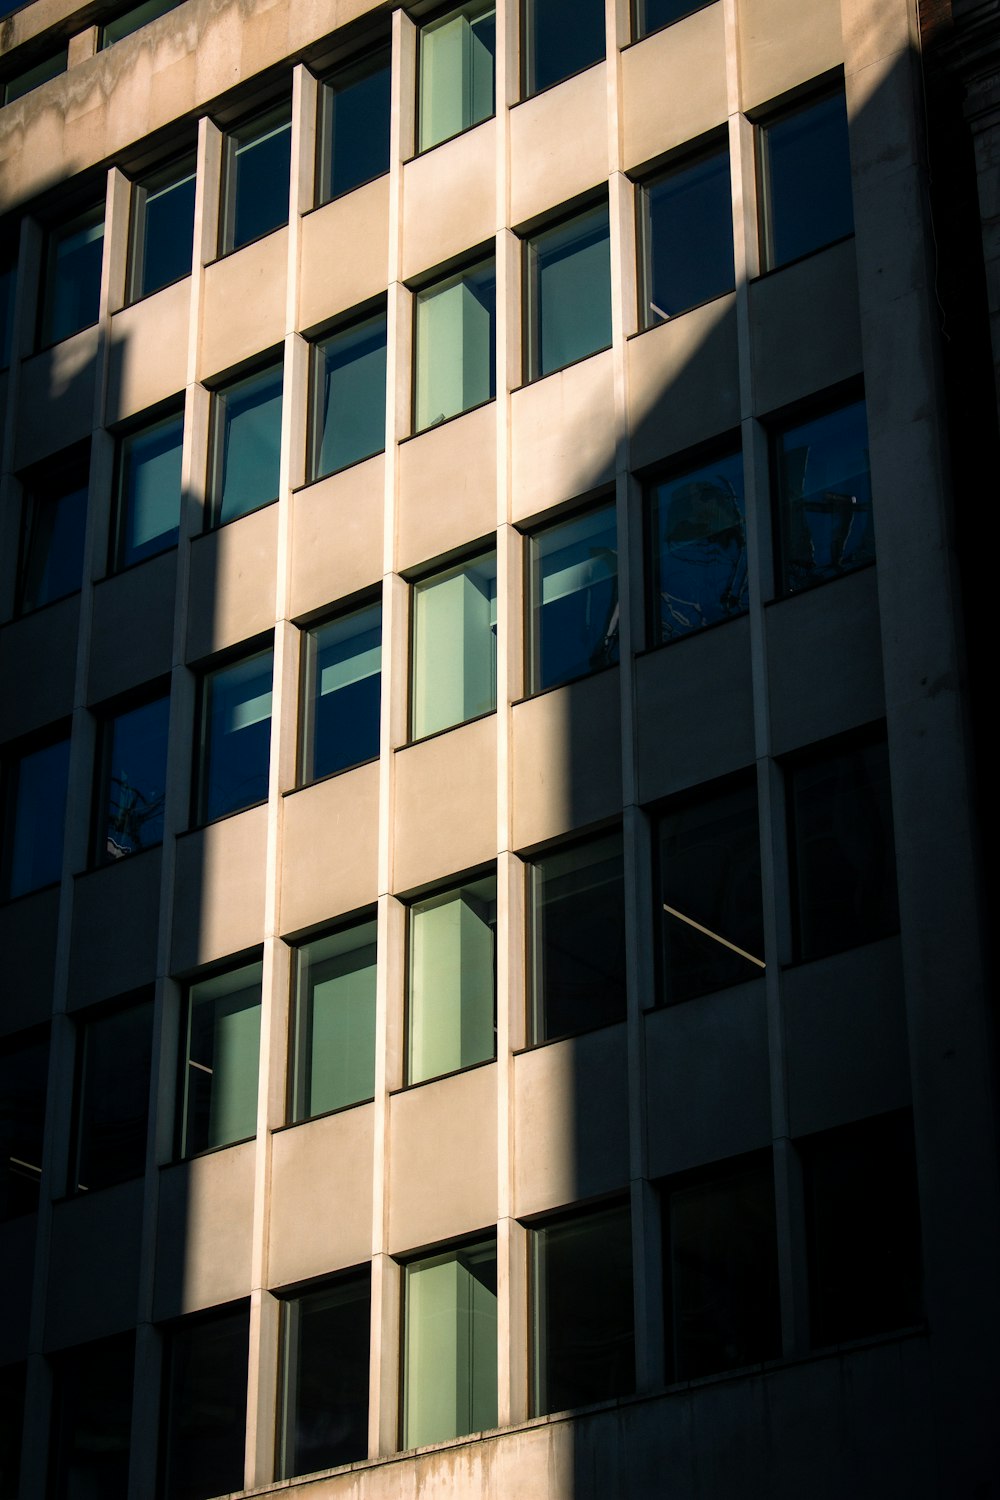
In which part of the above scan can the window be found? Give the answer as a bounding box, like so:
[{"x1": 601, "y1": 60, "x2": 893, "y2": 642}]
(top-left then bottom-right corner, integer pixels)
[
  {"x1": 633, "y1": 0, "x2": 712, "y2": 39},
  {"x1": 48, "y1": 1334, "x2": 134, "y2": 1500},
  {"x1": 288, "y1": 918, "x2": 377, "y2": 1123},
  {"x1": 757, "y1": 88, "x2": 853, "y2": 271},
  {"x1": 128, "y1": 154, "x2": 196, "y2": 301},
  {"x1": 401, "y1": 1239, "x2": 497, "y2": 1447},
  {"x1": 0, "y1": 1363, "x2": 26, "y2": 1500},
  {"x1": 411, "y1": 551, "x2": 497, "y2": 740},
  {"x1": 70, "y1": 997, "x2": 153, "y2": 1192},
  {"x1": 418, "y1": 2, "x2": 496, "y2": 153},
  {"x1": 529, "y1": 830, "x2": 626, "y2": 1043},
  {"x1": 113, "y1": 409, "x2": 184, "y2": 569},
  {"x1": 209, "y1": 363, "x2": 283, "y2": 526},
  {"x1": 772, "y1": 395, "x2": 873, "y2": 595},
  {"x1": 1, "y1": 46, "x2": 67, "y2": 106},
  {"x1": 413, "y1": 257, "x2": 495, "y2": 433},
  {"x1": 407, "y1": 873, "x2": 496, "y2": 1085},
  {"x1": 160, "y1": 1305, "x2": 249, "y2": 1500},
  {"x1": 195, "y1": 647, "x2": 273, "y2": 824},
  {"x1": 802, "y1": 1111, "x2": 922, "y2": 1346},
  {"x1": 655, "y1": 775, "x2": 765, "y2": 1004},
  {"x1": 39, "y1": 206, "x2": 104, "y2": 347},
  {"x1": 787, "y1": 734, "x2": 898, "y2": 962},
  {"x1": 179, "y1": 961, "x2": 262, "y2": 1156},
  {"x1": 530, "y1": 1202, "x2": 634, "y2": 1415},
  {"x1": 0, "y1": 246, "x2": 15, "y2": 369},
  {"x1": 95, "y1": 691, "x2": 169, "y2": 862},
  {"x1": 17, "y1": 450, "x2": 89, "y2": 615},
  {"x1": 277, "y1": 1270, "x2": 370, "y2": 1478},
  {"x1": 661, "y1": 1152, "x2": 780, "y2": 1381},
  {"x1": 101, "y1": 0, "x2": 182, "y2": 47},
  {"x1": 300, "y1": 603, "x2": 382, "y2": 783},
  {"x1": 310, "y1": 312, "x2": 387, "y2": 480},
  {"x1": 527, "y1": 503, "x2": 618, "y2": 693},
  {"x1": 522, "y1": 0, "x2": 604, "y2": 97},
  {"x1": 1, "y1": 734, "x2": 71, "y2": 900},
  {"x1": 524, "y1": 202, "x2": 612, "y2": 380},
  {"x1": 317, "y1": 47, "x2": 391, "y2": 204},
  {"x1": 0, "y1": 1030, "x2": 48, "y2": 1220},
  {"x1": 638, "y1": 143, "x2": 734, "y2": 326},
  {"x1": 220, "y1": 104, "x2": 292, "y2": 255},
  {"x1": 647, "y1": 447, "x2": 747, "y2": 641}
]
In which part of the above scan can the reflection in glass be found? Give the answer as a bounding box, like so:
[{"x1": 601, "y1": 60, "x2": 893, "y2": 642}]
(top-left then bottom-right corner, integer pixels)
[
  {"x1": 775, "y1": 398, "x2": 873, "y2": 594},
  {"x1": 181, "y1": 963, "x2": 262, "y2": 1155},
  {"x1": 98, "y1": 694, "x2": 169, "y2": 861},
  {"x1": 197, "y1": 649, "x2": 273, "y2": 823},
  {"x1": 649, "y1": 449, "x2": 747, "y2": 640},
  {"x1": 49, "y1": 1335, "x2": 134, "y2": 1500},
  {"x1": 403, "y1": 1240, "x2": 497, "y2": 1447},
  {"x1": 222, "y1": 106, "x2": 292, "y2": 253},
  {"x1": 529, "y1": 504, "x2": 618, "y2": 692},
  {"x1": 2, "y1": 736, "x2": 71, "y2": 899},
  {"x1": 634, "y1": 0, "x2": 710, "y2": 37},
  {"x1": 530, "y1": 832, "x2": 626, "y2": 1042},
  {"x1": 0, "y1": 1033, "x2": 48, "y2": 1220},
  {"x1": 419, "y1": 2, "x2": 496, "y2": 152},
  {"x1": 115, "y1": 411, "x2": 184, "y2": 568},
  {"x1": 302, "y1": 604, "x2": 382, "y2": 782},
  {"x1": 411, "y1": 552, "x2": 497, "y2": 739},
  {"x1": 311, "y1": 314, "x2": 387, "y2": 479},
  {"x1": 18, "y1": 468, "x2": 88, "y2": 613},
  {"x1": 318, "y1": 48, "x2": 391, "y2": 203},
  {"x1": 211, "y1": 364, "x2": 283, "y2": 526},
  {"x1": 290, "y1": 920, "x2": 377, "y2": 1122},
  {"x1": 640, "y1": 147, "x2": 734, "y2": 325},
  {"x1": 414, "y1": 259, "x2": 496, "y2": 432},
  {"x1": 102, "y1": 0, "x2": 182, "y2": 47},
  {"x1": 526, "y1": 203, "x2": 612, "y2": 379},
  {"x1": 408, "y1": 875, "x2": 496, "y2": 1085},
  {"x1": 71, "y1": 999, "x2": 152, "y2": 1192},
  {"x1": 161, "y1": 1306, "x2": 249, "y2": 1500},
  {"x1": 759, "y1": 91, "x2": 853, "y2": 270},
  {"x1": 522, "y1": 0, "x2": 604, "y2": 96},
  {"x1": 278, "y1": 1272, "x2": 370, "y2": 1478},
  {"x1": 40, "y1": 207, "x2": 104, "y2": 346},
  {"x1": 129, "y1": 155, "x2": 196, "y2": 300}
]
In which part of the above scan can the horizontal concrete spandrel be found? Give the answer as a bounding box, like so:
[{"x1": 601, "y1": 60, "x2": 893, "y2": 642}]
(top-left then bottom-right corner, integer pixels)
[
  {"x1": 509, "y1": 62, "x2": 608, "y2": 231},
  {"x1": 738, "y1": 0, "x2": 845, "y2": 112},
  {"x1": 280, "y1": 760, "x2": 380, "y2": 935},
  {"x1": 0, "y1": 595, "x2": 79, "y2": 742},
  {"x1": 626, "y1": 295, "x2": 740, "y2": 472},
  {"x1": 510, "y1": 348, "x2": 616, "y2": 523},
  {"x1": 748, "y1": 238, "x2": 863, "y2": 416},
  {"x1": 288, "y1": 457, "x2": 385, "y2": 621},
  {"x1": 0, "y1": 886, "x2": 59, "y2": 1036},
  {"x1": 107, "y1": 277, "x2": 191, "y2": 423},
  {"x1": 68, "y1": 847, "x2": 162, "y2": 1008},
  {"x1": 88, "y1": 549, "x2": 178, "y2": 704},
  {"x1": 396, "y1": 401, "x2": 497, "y2": 574},
  {"x1": 268, "y1": 1103, "x2": 376, "y2": 1287},
  {"x1": 45, "y1": 1179, "x2": 144, "y2": 1348},
  {"x1": 299, "y1": 177, "x2": 390, "y2": 333},
  {"x1": 511, "y1": 670, "x2": 622, "y2": 851},
  {"x1": 154, "y1": 1140, "x2": 255, "y2": 1319},
  {"x1": 15, "y1": 326, "x2": 99, "y2": 470},
  {"x1": 621, "y1": 2, "x2": 728, "y2": 174},
  {"x1": 199, "y1": 228, "x2": 287, "y2": 383},
  {"x1": 171, "y1": 803, "x2": 269, "y2": 972},
  {"x1": 401, "y1": 116, "x2": 497, "y2": 285},
  {"x1": 392, "y1": 713, "x2": 498, "y2": 895},
  {"x1": 186, "y1": 501, "x2": 279, "y2": 660}
]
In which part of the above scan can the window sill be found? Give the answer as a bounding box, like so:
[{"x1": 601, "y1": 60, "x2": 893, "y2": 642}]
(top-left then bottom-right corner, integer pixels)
[
  {"x1": 166, "y1": 1134, "x2": 256, "y2": 1166},
  {"x1": 11, "y1": 587, "x2": 82, "y2": 623},
  {"x1": 511, "y1": 660, "x2": 618, "y2": 709},
  {"x1": 295, "y1": 445, "x2": 385, "y2": 491},
  {"x1": 400, "y1": 707, "x2": 496, "y2": 752},
  {"x1": 199, "y1": 494, "x2": 279, "y2": 536},
  {"x1": 305, "y1": 168, "x2": 390, "y2": 216},
  {"x1": 627, "y1": 284, "x2": 735, "y2": 339},
  {"x1": 285, "y1": 755, "x2": 380, "y2": 794},
  {"x1": 516, "y1": 341, "x2": 612, "y2": 391},
  {"x1": 754, "y1": 231, "x2": 855, "y2": 282},
  {"x1": 621, "y1": 0, "x2": 718, "y2": 50},
  {"x1": 765, "y1": 556, "x2": 876, "y2": 606},
  {"x1": 514, "y1": 56, "x2": 606, "y2": 109},
  {"x1": 275, "y1": 1096, "x2": 375, "y2": 1133},
  {"x1": 101, "y1": 541, "x2": 179, "y2": 582},
  {"x1": 405, "y1": 394, "x2": 496, "y2": 444},
  {"x1": 406, "y1": 112, "x2": 496, "y2": 164},
  {"x1": 634, "y1": 608, "x2": 749, "y2": 658},
  {"x1": 515, "y1": 1014, "x2": 627, "y2": 1053},
  {"x1": 207, "y1": 220, "x2": 289, "y2": 267},
  {"x1": 184, "y1": 797, "x2": 268, "y2": 836},
  {"x1": 392, "y1": 1054, "x2": 496, "y2": 1096},
  {"x1": 114, "y1": 270, "x2": 192, "y2": 312}
]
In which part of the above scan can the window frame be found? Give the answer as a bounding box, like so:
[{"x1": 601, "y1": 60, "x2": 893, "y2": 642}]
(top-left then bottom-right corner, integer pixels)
[
  {"x1": 634, "y1": 134, "x2": 735, "y2": 332},
  {"x1": 276, "y1": 1265, "x2": 372, "y2": 1480},
  {"x1": 315, "y1": 43, "x2": 393, "y2": 208},
  {"x1": 754, "y1": 79, "x2": 854, "y2": 276},
  {"x1": 630, "y1": 0, "x2": 715, "y2": 43},
  {"x1": 126, "y1": 151, "x2": 197, "y2": 305},
  {"x1": 37, "y1": 202, "x2": 105, "y2": 350},
  {"x1": 110, "y1": 403, "x2": 185, "y2": 573},
  {"x1": 307, "y1": 306, "x2": 388, "y2": 484},
  {"x1": 90, "y1": 682, "x2": 171, "y2": 867},
  {"x1": 407, "y1": 545, "x2": 499, "y2": 744},
  {"x1": 520, "y1": 0, "x2": 606, "y2": 100},
  {"x1": 0, "y1": 726, "x2": 72, "y2": 902},
  {"x1": 404, "y1": 868, "x2": 498, "y2": 1088},
  {"x1": 415, "y1": 0, "x2": 497, "y2": 157},
  {"x1": 0, "y1": 1024, "x2": 49, "y2": 1221},
  {"x1": 15, "y1": 445, "x2": 90, "y2": 617},
  {"x1": 298, "y1": 597, "x2": 383, "y2": 787},
  {"x1": 218, "y1": 100, "x2": 293, "y2": 258},
  {"x1": 206, "y1": 359, "x2": 284, "y2": 531},
  {"x1": 158, "y1": 1301, "x2": 250, "y2": 1500},
  {"x1": 522, "y1": 198, "x2": 613, "y2": 384},
  {"x1": 191, "y1": 641, "x2": 274, "y2": 829},
  {"x1": 523, "y1": 497, "x2": 620, "y2": 696},
  {"x1": 68, "y1": 990, "x2": 154, "y2": 1196},
  {"x1": 176, "y1": 956, "x2": 263, "y2": 1160},
  {"x1": 286, "y1": 912, "x2": 379, "y2": 1126},
  {"x1": 410, "y1": 252, "x2": 497, "y2": 435}
]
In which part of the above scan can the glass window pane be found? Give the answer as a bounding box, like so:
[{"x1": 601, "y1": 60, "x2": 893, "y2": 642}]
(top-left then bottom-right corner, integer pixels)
[
  {"x1": 102, "y1": 0, "x2": 181, "y2": 46},
  {"x1": 302, "y1": 604, "x2": 382, "y2": 782},
  {"x1": 98, "y1": 694, "x2": 169, "y2": 863},
  {"x1": 72, "y1": 999, "x2": 152, "y2": 1192},
  {"x1": 0, "y1": 1033, "x2": 48, "y2": 1221},
  {"x1": 311, "y1": 314, "x2": 387, "y2": 479},
  {"x1": 130, "y1": 156, "x2": 195, "y2": 300},
  {"x1": 319, "y1": 48, "x2": 391, "y2": 204},
  {"x1": 18, "y1": 466, "x2": 88, "y2": 613},
  {"x1": 529, "y1": 504, "x2": 618, "y2": 692},
  {"x1": 223, "y1": 106, "x2": 291, "y2": 253},
  {"x1": 278, "y1": 1272, "x2": 370, "y2": 1478},
  {"x1": 49, "y1": 1335, "x2": 134, "y2": 1500},
  {"x1": 211, "y1": 365, "x2": 283, "y2": 526},
  {"x1": 419, "y1": 2, "x2": 496, "y2": 153},
  {"x1": 634, "y1": 0, "x2": 709, "y2": 37},
  {"x1": 2, "y1": 46, "x2": 66, "y2": 105},
  {"x1": 523, "y1": 0, "x2": 604, "y2": 96},
  {"x1": 161, "y1": 1306, "x2": 249, "y2": 1500},
  {"x1": 197, "y1": 648, "x2": 273, "y2": 824},
  {"x1": 649, "y1": 449, "x2": 747, "y2": 641},
  {"x1": 530, "y1": 832, "x2": 626, "y2": 1043},
  {"x1": 411, "y1": 552, "x2": 497, "y2": 740},
  {"x1": 527, "y1": 204, "x2": 611, "y2": 378},
  {"x1": 115, "y1": 411, "x2": 183, "y2": 568},
  {"x1": 641, "y1": 148, "x2": 734, "y2": 324},
  {"x1": 290, "y1": 920, "x2": 377, "y2": 1122},
  {"x1": 41, "y1": 208, "x2": 104, "y2": 347},
  {"x1": 403, "y1": 1240, "x2": 497, "y2": 1447},
  {"x1": 182, "y1": 962, "x2": 262, "y2": 1156},
  {"x1": 414, "y1": 259, "x2": 495, "y2": 433},
  {"x1": 774, "y1": 397, "x2": 873, "y2": 594},
  {"x1": 2, "y1": 737, "x2": 71, "y2": 899},
  {"x1": 408, "y1": 875, "x2": 496, "y2": 1085},
  {"x1": 531, "y1": 1203, "x2": 634, "y2": 1415},
  {"x1": 657, "y1": 777, "x2": 765, "y2": 1003},
  {"x1": 760, "y1": 91, "x2": 853, "y2": 270}
]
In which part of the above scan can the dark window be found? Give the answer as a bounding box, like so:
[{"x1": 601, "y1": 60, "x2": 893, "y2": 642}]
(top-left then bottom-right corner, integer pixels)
[
  {"x1": 39, "y1": 206, "x2": 104, "y2": 347},
  {"x1": 289, "y1": 918, "x2": 377, "y2": 1122},
  {"x1": 113, "y1": 409, "x2": 184, "y2": 569},
  {"x1": 70, "y1": 997, "x2": 153, "y2": 1193},
  {"x1": 96, "y1": 692, "x2": 169, "y2": 862},
  {"x1": 401, "y1": 1239, "x2": 497, "y2": 1447},
  {"x1": 160, "y1": 1305, "x2": 249, "y2": 1500},
  {"x1": 411, "y1": 551, "x2": 497, "y2": 739},
  {"x1": 662, "y1": 1152, "x2": 780, "y2": 1380},
  {"x1": 0, "y1": 246, "x2": 16, "y2": 369},
  {"x1": 220, "y1": 104, "x2": 292, "y2": 254},
  {"x1": 522, "y1": 0, "x2": 604, "y2": 97},
  {"x1": 1, "y1": 734, "x2": 71, "y2": 900},
  {"x1": 633, "y1": 0, "x2": 712, "y2": 38},
  {"x1": 1, "y1": 46, "x2": 67, "y2": 106},
  {"x1": 524, "y1": 202, "x2": 611, "y2": 380},
  {"x1": 209, "y1": 363, "x2": 283, "y2": 526},
  {"x1": 758, "y1": 88, "x2": 853, "y2": 271},
  {"x1": 413, "y1": 257, "x2": 496, "y2": 432},
  {"x1": 407, "y1": 874, "x2": 496, "y2": 1085},
  {"x1": 301, "y1": 603, "x2": 381, "y2": 783},
  {"x1": 101, "y1": 0, "x2": 183, "y2": 47},
  {"x1": 17, "y1": 453, "x2": 89, "y2": 614},
  {"x1": 310, "y1": 312, "x2": 387, "y2": 479},
  {"x1": 49, "y1": 1334, "x2": 134, "y2": 1500},
  {"x1": 277, "y1": 1270, "x2": 370, "y2": 1478},
  {"x1": 788, "y1": 734, "x2": 899, "y2": 962},
  {"x1": 529, "y1": 830, "x2": 626, "y2": 1043},
  {"x1": 317, "y1": 47, "x2": 392, "y2": 204},
  {"x1": 180, "y1": 961, "x2": 262, "y2": 1156},
  {"x1": 802, "y1": 1111, "x2": 922, "y2": 1346},
  {"x1": 773, "y1": 395, "x2": 873, "y2": 595},
  {"x1": 656, "y1": 775, "x2": 765, "y2": 1003},
  {"x1": 0, "y1": 1363, "x2": 26, "y2": 1500},
  {"x1": 648, "y1": 447, "x2": 747, "y2": 641},
  {"x1": 195, "y1": 647, "x2": 273, "y2": 824},
  {"x1": 638, "y1": 143, "x2": 734, "y2": 325},
  {"x1": 418, "y1": 2, "x2": 495, "y2": 152},
  {"x1": 528, "y1": 502, "x2": 618, "y2": 692},
  {"x1": 530, "y1": 1202, "x2": 634, "y2": 1415},
  {"x1": 128, "y1": 154, "x2": 196, "y2": 301},
  {"x1": 0, "y1": 1031, "x2": 48, "y2": 1220}
]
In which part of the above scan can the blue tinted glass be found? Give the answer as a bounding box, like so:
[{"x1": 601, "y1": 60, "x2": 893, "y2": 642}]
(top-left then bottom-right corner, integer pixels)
[
  {"x1": 775, "y1": 398, "x2": 872, "y2": 594},
  {"x1": 199, "y1": 650, "x2": 273, "y2": 823},
  {"x1": 101, "y1": 695, "x2": 169, "y2": 861},
  {"x1": 305, "y1": 604, "x2": 381, "y2": 781},
  {"x1": 321, "y1": 49, "x2": 391, "y2": 201},
  {"x1": 650, "y1": 450, "x2": 747, "y2": 640},
  {"x1": 162, "y1": 1309, "x2": 249, "y2": 1500},
  {"x1": 41, "y1": 209, "x2": 104, "y2": 345},
  {"x1": 524, "y1": 0, "x2": 604, "y2": 95},
  {"x1": 643, "y1": 148, "x2": 734, "y2": 323},
  {"x1": 635, "y1": 0, "x2": 709, "y2": 37},
  {"x1": 531, "y1": 505, "x2": 618, "y2": 691},
  {"x1": 135, "y1": 158, "x2": 195, "y2": 298},
  {"x1": 227, "y1": 108, "x2": 291, "y2": 252},
  {"x1": 279, "y1": 1274, "x2": 370, "y2": 1478},
  {"x1": 4, "y1": 737, "x2": 71, "y2": 898},
  {"x1": 117, "y1": 412, "x2": 183, "y2": 567},
  {"x1": 313, "y1": 315, "x2": 387, "y2": 478},
  {"x1": 213, "y1": 365, "x2": 283, "y2": 526},
  {"x1": 529, "y1": 205, "x2": 611, "y2": 378},
  {"x1": 20, "y1": 471, "x2": 88, "y2": 612},
  {"x1": 762, "y1": 92, "x2": 853, "y2": 269},
  {"x1": 414, "y1": 259, "x2": 495, "y2": 431}
]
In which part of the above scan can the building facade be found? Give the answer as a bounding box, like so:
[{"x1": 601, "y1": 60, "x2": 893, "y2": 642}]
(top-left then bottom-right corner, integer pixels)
[{"x1": 1, "y1": 0, "x2": 998, "y2": 1496}]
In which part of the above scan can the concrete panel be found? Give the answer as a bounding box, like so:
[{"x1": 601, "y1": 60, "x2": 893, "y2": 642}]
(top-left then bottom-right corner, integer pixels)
[
  {"x1": 67, "y1": 850, "x2": 162, "y2": 1009},
  {"x1": 0, "y1": 597, "x2": 78, "y2": 742},
  {"x1": 396, "y1": 403, "x2": 496, "y2": 573},
  {"x1": 644, "y1": 981, "x2": 771, "y2": 1177},
  {"x1": 511, "y1": 670, "x2": 622, "y2": 850},
  {"x1": 393, "y1": 714, "x2": 497, "y2": 894},
  {"x1": 0, "y1": 888, "x2": 59, "y2": 1036},
  {"x1": 635, "y1": 617, "x2": 754, "y2": 805},
  {"x1": 402, "y1": 119, "x2": 497, "y2": 282},
  {"x1": 513, "y1": 1025, "x2": 629, "y2": 1219},
  {"x1": 510, "y1": 350, "x2": 616, "y2": 523},
  {"x1": 280, "y1": 762, "x2": 379, "y2": 936},
  {"x1": 388, "y1": 1064, "x2": 497, "y2": 1252},
  {"x1": 627, "y1": 297, "x2": 740, "y2": 471},
  {"x1": 299, "y1": 178, "x2": 390, "y2": 332},
  {"x1": 0, "y1": 1217, "x2": 34, "y2": 1362},
  {"x1": 186, "y1": 503, "x2": 278, "y2": 660},
  {"x1": 766, "y1": 568, "x2": 884, "y2": 756},
  {"x1": 154, "y1": 1143, "x2": 255, "y2": 1318},
  {"x1": 268, "y1": 1106, "x2": 375, "y2": 1286},
  {"x1": 509, "y1": 65, "x2": 608, "y2": 228},
  {"x1": 622, "y1": 4, "x2": 728, "y2": 171},
  {"x1": 45, "y1": 1180, "x2": 143, "y2": 1347},
  {"x1": 106, "y1": 278, "x2": 190, "y2": 422},
  {"x1": 738, "y1": 0, "x2": 844, "y2": 112},
  {"x1": 170, "y1": 805, "x2": 268, "y2": 972},
  {"x1": 784, "y1": 937, "x2": 910, "y2": 1138},
  {"x1": 749, "y1": 239, "x2": 862, "y2": 416},
  {"x1": 199, "y1": 229, "x2": 287, "y2": 381},
  {"x1": 88, "y1": 551, "x2": 177, "y2": 703},
  {"x1": 13, "y1": 328, "x2": 99, "y2": 469},
  {"x1": 288, "y1": 457, "x2": 384, "y2": 621}
]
